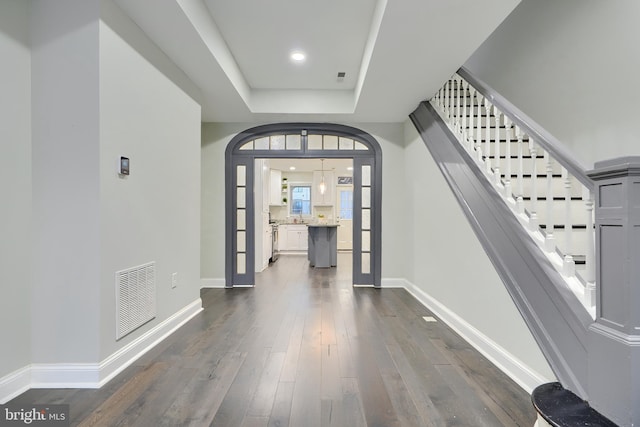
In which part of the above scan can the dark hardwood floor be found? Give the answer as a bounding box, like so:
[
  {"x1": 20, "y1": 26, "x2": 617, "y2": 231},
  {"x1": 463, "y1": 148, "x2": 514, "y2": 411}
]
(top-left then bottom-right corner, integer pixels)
[{"x1": 10, "y1": 254, "x2": 536, "y2": 426}]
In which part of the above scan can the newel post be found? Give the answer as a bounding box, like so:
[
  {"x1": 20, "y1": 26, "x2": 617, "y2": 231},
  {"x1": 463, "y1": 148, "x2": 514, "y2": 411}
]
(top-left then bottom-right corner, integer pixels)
[{"x1": 586, "y1": 157, "x2": 640, "y2": 427}]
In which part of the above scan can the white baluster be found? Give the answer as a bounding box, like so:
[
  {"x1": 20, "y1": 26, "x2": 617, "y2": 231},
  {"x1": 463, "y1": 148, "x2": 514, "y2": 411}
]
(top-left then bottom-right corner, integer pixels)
[
  {"x1": 475, "y1": 94, "x2": 484, "y2": 164},
  {"x1": 484, "y1": 98, "x2": 492, "y2": 174},
  {"x1": 452, "y1": 76, "x2": 458, "y2": 133},
  {"x1": 529, "y1": 140, "x2": 539, "y2": 230},
  {"x1": 516, "y1": 126, "x2": 525, "y2": 214},
  {"x1": 494, "y1": 107, "x2": 502, "y2": 186},
  {"x1": 449, "y1": 76, "x2": 457, "y2": 127},
  {"x1": 462, "y1": 81, "x2": 469, "y2": 148},
  {"x1": 562, "y1": 168, "x2": 575, "y2": 276},
  {"x1": 584, "y1": 188, "x2": 596, "y2": 308},
  {"x1": 447, "y1": 78, "x2": 454, "y2": 127},
  {"x1": 544, "y1": 151, "x2": 555, "y2": 251},
  {"x1": 444, "y1": 79, "x2": 450, "y2": 120},
  {"x1": 504, "y1": 117, "x2": 513, "y2": 198},
  {"x1": 457, "y1": 77, "x2": 463, "y2": 137},
  {"x1": 450, "y1": 80, "x2": 455, "y2": 120},
  {"x1": 468, "y1": 87, "x2": 476, "y2": 151},
  {"x1": 444, "y1": 79, "x2": 450, "y2": 122},
  {"x1": 458, "y1": 77, "x2": 464, "y2": 137}
]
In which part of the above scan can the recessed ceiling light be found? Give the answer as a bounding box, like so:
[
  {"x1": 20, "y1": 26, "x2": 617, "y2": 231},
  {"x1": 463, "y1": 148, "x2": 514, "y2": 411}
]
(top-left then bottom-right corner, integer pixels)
[
  {"x1": 289, "y1": 166, "x2": 296, "y2": 170},
  {"x1": 290, "y1": 51, "x2": 306, "y2": 62},
  {"x1": 347, "y1": 166, "x2": 354, "y2": 171}
]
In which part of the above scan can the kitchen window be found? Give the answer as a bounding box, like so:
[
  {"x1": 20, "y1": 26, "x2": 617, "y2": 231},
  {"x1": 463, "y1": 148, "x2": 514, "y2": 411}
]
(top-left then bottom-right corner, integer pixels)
[{"x1": 290, "y1": 185, "x2": 311, "y2": 215}]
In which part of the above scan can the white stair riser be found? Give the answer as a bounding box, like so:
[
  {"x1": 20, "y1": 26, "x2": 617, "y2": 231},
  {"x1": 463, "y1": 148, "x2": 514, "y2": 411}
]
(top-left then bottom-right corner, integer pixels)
[
  {"x1": 542, "y1": 228, "x2": 591, "y2": 258},
  {"x1": 463, "y1": 116, "x2": 510, "y2": 127},
  {"x1": 524, "y1": 199, "x2": 589, "y2": 225},
  {"x1": 492, "y1": 157, "x2": 562, "y2": 175},
  {"x1": 439, "y1": 95, "x2": 484, "y2": 108},
  {"x1": 516, "y1": 177, "x2": 584, "y2": 198},
  {"x1": 468, "y1": 140, "x2": 539, "y2": 156}
]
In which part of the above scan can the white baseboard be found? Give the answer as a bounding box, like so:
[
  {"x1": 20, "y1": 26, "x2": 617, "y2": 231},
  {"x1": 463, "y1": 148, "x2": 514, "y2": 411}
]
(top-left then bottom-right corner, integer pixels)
[
  {"x1": 0, "y1": 366, "x2": 31, "y2": 404},
  {"x1": 388, "y1": 277, "x2": 550, "y2": 394},
  {"x1": 381, "y1": 278, "x2": 407, "y2": 288},
  {"x1": 201, "y1": 278, "x2": 226, "y2": 288},
  {"x1": 30, "y1": 363, "x2": 101, "y2": 389},
  {"x1": 535, "y1": 414, "x2": 551, "y2": 427},
  {"x1": 1, "y1": 299, "x2": 202, "y2": 400},
  {"x1": 3, "y1": 279, "x2": 547, "y2": 401},
  {"x1": 95, "y1": 298, "x2": 203, "y2": 387}
]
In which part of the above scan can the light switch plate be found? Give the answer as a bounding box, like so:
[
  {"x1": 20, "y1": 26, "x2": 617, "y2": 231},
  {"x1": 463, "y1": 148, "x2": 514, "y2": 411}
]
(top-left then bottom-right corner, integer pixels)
[{"x1": 171, "y1": 272, "x2": 178, "y2": 289}]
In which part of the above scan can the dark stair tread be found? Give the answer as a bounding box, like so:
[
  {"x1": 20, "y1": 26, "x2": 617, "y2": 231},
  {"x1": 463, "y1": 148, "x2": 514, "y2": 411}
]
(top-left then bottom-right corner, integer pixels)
[
  {"x1": 488, "y1": 155, "x2": 545, "y2": 159},
  {"x1": 464, "y1": 125, "x2": 512, "y2": 129},
  {"x1": 539, "y1": 224, "x2": 588, "y2": 230},
  {"x1": 499, "y1": 174, "x2": 563, "y2": 178},
  {"x1": 522, "y1": 196, "x2": 583, "y2": 201},
  {"x1": 486, "y1": 172, "x2": 562, "y2": 178},
  {"x1": 475, "y1": 139, "x2": 531, "y2": 143}
]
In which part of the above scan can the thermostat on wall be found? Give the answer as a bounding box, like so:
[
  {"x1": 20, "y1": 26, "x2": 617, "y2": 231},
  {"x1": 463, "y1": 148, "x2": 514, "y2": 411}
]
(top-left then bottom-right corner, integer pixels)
[{"x1": 119, "y1": 156, "x2": 130, "y2": 175}]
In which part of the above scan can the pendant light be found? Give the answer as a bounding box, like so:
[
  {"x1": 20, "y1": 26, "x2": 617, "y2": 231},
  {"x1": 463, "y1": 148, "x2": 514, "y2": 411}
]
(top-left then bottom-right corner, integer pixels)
[{"x1": 319, "y1": 159, "x2": 326, "y2": 195}]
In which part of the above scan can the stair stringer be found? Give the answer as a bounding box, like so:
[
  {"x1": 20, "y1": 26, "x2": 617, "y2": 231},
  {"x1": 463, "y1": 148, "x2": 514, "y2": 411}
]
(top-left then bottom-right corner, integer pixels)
[{"x1": 410, "y1": 101, "x2": 593, "y2": 400}]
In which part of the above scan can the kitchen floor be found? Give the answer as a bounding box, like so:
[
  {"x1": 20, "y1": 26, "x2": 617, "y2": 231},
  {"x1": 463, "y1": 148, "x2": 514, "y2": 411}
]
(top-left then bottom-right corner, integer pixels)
[{"x1": 11, "y1": 254, "x2": 535, "y2": 426}]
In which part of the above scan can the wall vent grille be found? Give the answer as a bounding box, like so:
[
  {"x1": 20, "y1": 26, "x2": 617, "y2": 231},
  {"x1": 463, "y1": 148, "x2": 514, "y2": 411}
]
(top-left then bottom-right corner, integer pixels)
[{"x1": 115, "y1": 261, "x2": 156, "y2": 340}]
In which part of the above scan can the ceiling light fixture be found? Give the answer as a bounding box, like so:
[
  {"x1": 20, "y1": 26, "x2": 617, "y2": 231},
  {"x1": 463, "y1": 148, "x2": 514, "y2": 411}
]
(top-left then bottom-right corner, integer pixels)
[
  {"x1": 319, "y1": 159, "x2": 326, "y2": 195},
  {"x1": 290, "y1": 51, "x2": 306, "y2": 62},
  {"x1": 289, "y1": 166, "x2": 296, "y2": 171}
]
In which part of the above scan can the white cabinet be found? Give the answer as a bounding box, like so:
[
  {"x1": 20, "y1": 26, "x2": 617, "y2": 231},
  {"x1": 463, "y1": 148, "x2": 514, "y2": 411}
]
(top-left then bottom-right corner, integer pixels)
[
  {"x1": 269, "y1": 169, "x2": 283, "y2": 206},
  {"x1": 255, "y1": 159, "x2": 270, "y2": 213},
  {"x1": 280, "y1": 225, "x2": 308, "y2": 251},
  {"x1": 264, "y1": 226, "x2": 273, "y2": 266},
  {"x1": 312, "y1": 170, "x2": 334, "y2": 207},
  {"x1": 255, "y1": 159, "x2": 271, "y2": 271}
]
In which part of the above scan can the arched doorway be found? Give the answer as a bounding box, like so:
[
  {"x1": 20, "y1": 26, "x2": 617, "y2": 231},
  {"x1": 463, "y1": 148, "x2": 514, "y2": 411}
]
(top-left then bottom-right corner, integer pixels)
[{"x1": 225, "y1": 123, "x2": 382, "y2": 287}]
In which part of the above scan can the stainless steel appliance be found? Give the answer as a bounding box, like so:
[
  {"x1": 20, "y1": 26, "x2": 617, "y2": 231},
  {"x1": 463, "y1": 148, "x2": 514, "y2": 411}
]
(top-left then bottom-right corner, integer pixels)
[{"x1": 270, "y1": 223, "x2": 279, "y2": 262}]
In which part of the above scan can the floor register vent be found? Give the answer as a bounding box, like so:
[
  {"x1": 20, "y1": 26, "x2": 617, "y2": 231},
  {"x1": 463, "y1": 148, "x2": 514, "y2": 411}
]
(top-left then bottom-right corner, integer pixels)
[{"x1": 115, "y1": 261, "x2": 156, "y2": 340}]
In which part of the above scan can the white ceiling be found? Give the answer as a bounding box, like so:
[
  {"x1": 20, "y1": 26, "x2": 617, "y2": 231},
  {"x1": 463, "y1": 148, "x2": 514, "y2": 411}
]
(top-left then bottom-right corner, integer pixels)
[
  {"x1": 114, "y1": 0, "x2": 520, "y2": 123},
  {"x1": 203, "y1": 0, "x2": 376, "y2": 91}
]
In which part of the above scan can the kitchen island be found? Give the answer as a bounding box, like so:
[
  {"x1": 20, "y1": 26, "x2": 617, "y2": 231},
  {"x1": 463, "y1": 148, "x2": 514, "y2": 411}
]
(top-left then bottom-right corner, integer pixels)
[{"x1": 307, "y1": 224, "x2": 339, "y2": 268}]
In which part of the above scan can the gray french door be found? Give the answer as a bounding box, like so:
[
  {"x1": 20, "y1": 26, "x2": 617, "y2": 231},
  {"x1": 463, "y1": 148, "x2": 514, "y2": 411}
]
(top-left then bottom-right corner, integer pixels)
[
  {"x1": 353, "y1": 156, "x2": 381, "y2": 285},
  {"x1": 225, "y1": 123, "x2": 382, "y2": 288},
  {"x1": 226, "y1": 156, "x2": 255, "y2": 286}
]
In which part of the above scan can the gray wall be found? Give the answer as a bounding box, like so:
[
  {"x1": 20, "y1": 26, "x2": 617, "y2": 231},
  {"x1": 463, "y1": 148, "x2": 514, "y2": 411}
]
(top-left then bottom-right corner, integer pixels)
[
  {"x1": 0, "y1": 0, "x2": 32, "y2": 380},
  {"x1": 98, "y1": 1, "x2": 202, "y2": 360},
  {"x1": 31, "y1": 0, "x2": 102, "y2": 364},
  {"x1": 201, "y1": 123, "x2": 247, "y2": 281},
  {"x1": 402, "y1": 120, "x2": 555, "y2": 386},
  {"x1": 464, "y1": 0, "x2": 640, "y2": 168},
  {"x1": 27, "y1": 0, "x2": 202, "y2": 365}
]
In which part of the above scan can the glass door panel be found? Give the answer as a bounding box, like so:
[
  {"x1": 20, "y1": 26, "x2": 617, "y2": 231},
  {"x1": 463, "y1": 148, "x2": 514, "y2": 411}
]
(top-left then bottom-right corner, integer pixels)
[
  {"x1": 227, "y1": 159, "x2": 255, "y2": 286},
  {"x1": 353, "y1": 157, "x2": 378, "y2": 286}
]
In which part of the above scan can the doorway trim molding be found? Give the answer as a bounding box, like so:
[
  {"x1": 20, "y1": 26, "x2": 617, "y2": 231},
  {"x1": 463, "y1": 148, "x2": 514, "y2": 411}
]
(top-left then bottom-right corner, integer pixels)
[{"x1": 225, "y1": 123, "x2": 382, "y2": 288}]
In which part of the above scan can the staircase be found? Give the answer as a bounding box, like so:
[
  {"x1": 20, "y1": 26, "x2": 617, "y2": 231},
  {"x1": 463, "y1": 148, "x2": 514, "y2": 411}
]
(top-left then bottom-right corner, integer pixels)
[
  {"x1": 410, "y1": 68, "x2": 640, "y2": 425},
  {"x1": 431, "y1": 69, "x2": 596, "y2": 317}
]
